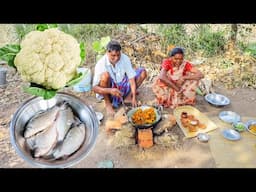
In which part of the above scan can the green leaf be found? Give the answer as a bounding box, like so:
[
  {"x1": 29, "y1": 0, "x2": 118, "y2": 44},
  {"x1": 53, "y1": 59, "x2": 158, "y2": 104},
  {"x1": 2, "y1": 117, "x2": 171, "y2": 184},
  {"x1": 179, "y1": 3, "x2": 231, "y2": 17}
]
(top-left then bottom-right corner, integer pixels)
[
  {"x1": 36, "y1": 24, "x2": 58, "y2": 31},
  {"x1": 23, "y1": 86, "x2": 57, "y2": 100},
  {"x1": 48, "y1": 24, "x2": 58, "y2": 28},
  {"x1": 65, "y1": 70, "x2": 88, "y2": 87},
  {"x1": 43, "y1": 89, "x2": 57, "y2": 99},
  {"x1": 92, "y1": 41, "x2": 102, "y2": 53},
  {"x1": 80, "y1": 42, "x2": 86, "y2": 65},
  {"x1": 36, "y1": 24, "x2": 49, "y2": 31},
  {"x1": 100, "y1": 36, "x2": 111, "y2": 48},
  {"x1": 0, "y1": 44, "x2": 21, "y2": 68},
  {"x1": 96, "y1": 54, "x2": 103, "y2": 62},
  {"x1": 92, "y1": 36, "x2": 110, "y2": 57}
]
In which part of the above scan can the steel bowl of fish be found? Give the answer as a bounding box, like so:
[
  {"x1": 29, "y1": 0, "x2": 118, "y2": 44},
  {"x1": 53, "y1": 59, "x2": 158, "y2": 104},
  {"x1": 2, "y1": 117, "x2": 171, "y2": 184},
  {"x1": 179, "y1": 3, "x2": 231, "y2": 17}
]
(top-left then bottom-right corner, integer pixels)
[{"x1": 10, "y1": 92, "x2": 99, "y2": 168}]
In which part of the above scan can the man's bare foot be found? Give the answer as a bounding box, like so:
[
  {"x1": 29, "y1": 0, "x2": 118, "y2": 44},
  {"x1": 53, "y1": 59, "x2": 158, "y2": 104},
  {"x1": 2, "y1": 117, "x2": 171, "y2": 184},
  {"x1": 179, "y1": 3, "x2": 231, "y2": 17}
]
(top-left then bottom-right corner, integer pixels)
[
  {"x1": 124, "y1": 98, "x2": 132, "y2": 104},
  {"x1": 106, "y1": 105, "x2": 115, "y2": 117}
]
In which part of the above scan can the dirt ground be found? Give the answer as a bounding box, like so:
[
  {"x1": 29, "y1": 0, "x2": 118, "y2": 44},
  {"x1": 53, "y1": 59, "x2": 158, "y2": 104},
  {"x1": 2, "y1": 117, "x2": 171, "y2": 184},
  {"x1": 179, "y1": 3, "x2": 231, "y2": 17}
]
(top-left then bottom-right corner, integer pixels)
[{"x1": 1, "y1": 66, "x2": 256, "y2": 168}]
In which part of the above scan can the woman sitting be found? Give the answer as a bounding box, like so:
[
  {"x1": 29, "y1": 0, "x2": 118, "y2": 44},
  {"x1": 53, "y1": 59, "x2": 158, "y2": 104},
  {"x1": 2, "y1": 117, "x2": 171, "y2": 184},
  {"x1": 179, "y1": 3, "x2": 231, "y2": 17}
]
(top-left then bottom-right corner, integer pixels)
[{"x1": 152, "y1": 47, "x2": 204, "y2": 108}]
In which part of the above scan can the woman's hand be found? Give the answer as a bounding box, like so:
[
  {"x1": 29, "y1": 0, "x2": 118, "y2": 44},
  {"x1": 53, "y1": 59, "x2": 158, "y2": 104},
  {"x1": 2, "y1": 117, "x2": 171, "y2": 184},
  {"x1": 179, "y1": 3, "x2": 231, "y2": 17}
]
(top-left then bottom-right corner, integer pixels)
[
  {"x1": 174, "y1": 86, "x2": 181, "y2": 92},
  {"x1": 176, "y1": 77, "x2": 185, "y2": 87},
  {"x1": 110, "y1": 88, "x2": 122, "y2": 98}
]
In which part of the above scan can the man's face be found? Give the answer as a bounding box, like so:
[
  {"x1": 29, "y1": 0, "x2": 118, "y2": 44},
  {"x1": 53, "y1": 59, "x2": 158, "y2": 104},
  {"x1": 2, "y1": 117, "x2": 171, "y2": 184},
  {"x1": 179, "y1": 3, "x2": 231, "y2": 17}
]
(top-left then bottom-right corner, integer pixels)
[
  {"x1": 172, "y1": 53, "x2": 184, "y2": 66},
  {"x1": 107, "y1": 50, "x2": 121, "y2": 64}
]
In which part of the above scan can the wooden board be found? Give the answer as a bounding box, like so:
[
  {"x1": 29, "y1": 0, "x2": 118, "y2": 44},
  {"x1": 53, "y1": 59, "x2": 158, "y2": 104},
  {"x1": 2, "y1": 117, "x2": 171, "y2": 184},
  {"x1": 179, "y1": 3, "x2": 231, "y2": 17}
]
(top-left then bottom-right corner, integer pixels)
[{"x1": 173, "y1": 105, "x2": 218, "y2": 138}]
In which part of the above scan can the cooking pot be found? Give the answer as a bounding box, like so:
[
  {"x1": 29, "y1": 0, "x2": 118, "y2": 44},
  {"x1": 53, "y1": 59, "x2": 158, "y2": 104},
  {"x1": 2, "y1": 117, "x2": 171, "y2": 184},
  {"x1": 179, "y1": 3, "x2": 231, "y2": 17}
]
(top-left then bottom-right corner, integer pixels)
[{"x1": 126, "y1": 105, "x2": 162, "y2": 129}]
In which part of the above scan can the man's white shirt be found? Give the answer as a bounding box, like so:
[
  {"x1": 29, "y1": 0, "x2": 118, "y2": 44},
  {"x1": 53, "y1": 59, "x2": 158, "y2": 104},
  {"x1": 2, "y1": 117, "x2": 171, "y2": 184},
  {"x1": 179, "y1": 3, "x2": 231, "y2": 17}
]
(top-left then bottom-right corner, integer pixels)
[{"x1": 92, "y1": 53, "x2": 136, "y2": 86}]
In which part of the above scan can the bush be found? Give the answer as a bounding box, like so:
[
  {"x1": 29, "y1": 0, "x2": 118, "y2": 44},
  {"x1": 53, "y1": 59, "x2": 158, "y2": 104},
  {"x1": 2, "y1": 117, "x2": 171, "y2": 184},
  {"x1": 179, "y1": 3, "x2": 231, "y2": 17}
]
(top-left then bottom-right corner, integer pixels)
[
  {"x1": 157, "y1": 24, "x2": 227, "y2": 57},
  {"x1": 156, "y1": 24, "x2": 189, "y2": 54},
  {"x1": 190, "y1": 25, "x2": 226, "y2": 57},
  {"x1": 15, "y1": 24, "x2": 37, "y2": 42}
]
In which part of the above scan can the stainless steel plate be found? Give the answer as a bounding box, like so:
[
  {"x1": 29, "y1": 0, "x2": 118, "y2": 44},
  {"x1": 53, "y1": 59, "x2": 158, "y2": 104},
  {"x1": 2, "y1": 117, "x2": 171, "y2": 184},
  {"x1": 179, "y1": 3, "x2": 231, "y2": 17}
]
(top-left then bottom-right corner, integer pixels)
[
  {"x1": 205, "y1": 93, "x2": 230, "y2": 106},
  {"x1": 219, "y1": 111, "x2": 240, "y2": 124},
  {"x1": 222, "y1": 129, "x2": 241, "y2": 141}
]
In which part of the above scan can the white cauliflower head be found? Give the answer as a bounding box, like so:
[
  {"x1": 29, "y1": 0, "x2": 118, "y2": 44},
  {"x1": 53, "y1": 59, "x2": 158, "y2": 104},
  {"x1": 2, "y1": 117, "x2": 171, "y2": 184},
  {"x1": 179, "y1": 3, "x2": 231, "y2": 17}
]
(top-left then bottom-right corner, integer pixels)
[{"x1": 14, "y1": 28, "x2": 81, "y2": 89}]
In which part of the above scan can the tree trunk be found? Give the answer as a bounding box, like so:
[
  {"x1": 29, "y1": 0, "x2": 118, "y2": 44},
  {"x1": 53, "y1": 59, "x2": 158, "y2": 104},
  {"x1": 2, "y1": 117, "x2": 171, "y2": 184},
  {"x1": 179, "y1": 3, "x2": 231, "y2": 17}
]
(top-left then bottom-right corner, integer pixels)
[{"x1": 230, "y1": 24, "x2": 238, "y2": 47}]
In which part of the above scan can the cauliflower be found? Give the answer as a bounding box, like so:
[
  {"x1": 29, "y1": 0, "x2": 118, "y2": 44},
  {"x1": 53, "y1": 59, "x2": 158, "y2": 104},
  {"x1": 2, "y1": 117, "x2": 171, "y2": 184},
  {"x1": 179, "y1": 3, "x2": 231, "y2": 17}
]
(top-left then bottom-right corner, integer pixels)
[{"x1": 14, "y1": 28, "x2": 81, "y2": 90}]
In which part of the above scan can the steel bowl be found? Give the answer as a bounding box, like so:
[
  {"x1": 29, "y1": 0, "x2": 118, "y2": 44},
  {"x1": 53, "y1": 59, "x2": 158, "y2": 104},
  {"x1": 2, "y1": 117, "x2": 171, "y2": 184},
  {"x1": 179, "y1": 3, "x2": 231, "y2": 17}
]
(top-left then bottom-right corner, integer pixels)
[
  {"x1": 205, "y1": 93, "x2": 230, "y2": 107},
  {"x1": 245, "y1": 120, "x2": 256, "y2": 136},
  {"x1": 197, "y1": 133, "x2": 210, "y2": 142},
  {"x1": 222, "y1": 129, "x2": 241, "y2": 141},
  {"x1": 10, "y1": 92, "x2": 99, "y2": 168},
  {"x1": 219, "y1": 111, "x2": 240, "y2": 124},
  {"x1": 95, "y1": 112, "x2": 104, "y2": 121}
]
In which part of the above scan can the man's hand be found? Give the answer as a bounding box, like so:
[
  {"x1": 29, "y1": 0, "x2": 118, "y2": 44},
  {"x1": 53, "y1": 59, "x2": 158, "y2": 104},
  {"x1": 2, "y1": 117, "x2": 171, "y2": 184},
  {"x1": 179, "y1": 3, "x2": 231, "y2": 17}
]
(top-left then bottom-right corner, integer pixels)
[
  {"x1": 110, "y1": 88, "x2": 122, "y2": 98},
  {"x1": 132, "y1": 96, "x2": 137, "y2": 108}
]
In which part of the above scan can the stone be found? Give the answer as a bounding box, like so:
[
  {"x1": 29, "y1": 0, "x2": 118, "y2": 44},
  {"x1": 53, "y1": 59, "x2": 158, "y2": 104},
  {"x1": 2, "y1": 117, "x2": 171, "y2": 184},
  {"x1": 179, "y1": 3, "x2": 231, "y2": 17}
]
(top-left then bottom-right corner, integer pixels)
[
  {"x1": 97, "y1": 160, "x2": 114, "y2": 168},
  {"x1": 153, "y1": 114, "x2": 176, "y2": 135}
]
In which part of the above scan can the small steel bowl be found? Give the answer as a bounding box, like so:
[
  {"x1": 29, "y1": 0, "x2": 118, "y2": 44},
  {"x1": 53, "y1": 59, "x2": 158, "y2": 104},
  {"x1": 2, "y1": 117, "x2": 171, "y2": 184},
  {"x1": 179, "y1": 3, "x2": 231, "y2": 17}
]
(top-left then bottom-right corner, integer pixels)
[
  {"x1": 95, "y1": 112, "x2": 104, "y2": 121},
  {"x1": 10, "y1": 92, "x2": 99, "y2": 168},
  {"x1": 245, "y1": 120, "x2": 256, "y2": 136},
  {"x1": 197, "y1": 133, "x2": 210, "y2": 142}
]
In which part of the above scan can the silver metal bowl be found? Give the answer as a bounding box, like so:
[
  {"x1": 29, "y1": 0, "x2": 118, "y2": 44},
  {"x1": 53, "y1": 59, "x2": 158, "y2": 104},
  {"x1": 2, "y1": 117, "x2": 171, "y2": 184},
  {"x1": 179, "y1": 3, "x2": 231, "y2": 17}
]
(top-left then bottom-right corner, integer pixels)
[
  {"x1": 10, "y1": 92, "x2": 99, "y2": 168},
  {"x1": 197, "y1": 133, "x2": 210, "y2": 142},
  {"x1": 219, "y1": 111, "x2": 240, "y2": 124},
  {"x1": 245, "y1": 120, "x2": 256, "y2": 136},
  {"x1": 222, "y1": 129, "x2": 241, "y2": 141},
  {"x1": 205, "y1": 93, "x2": 230, "y2": 107},
  {"x1": 95, "y1": 112, "x2": 104, "y2": 121}
]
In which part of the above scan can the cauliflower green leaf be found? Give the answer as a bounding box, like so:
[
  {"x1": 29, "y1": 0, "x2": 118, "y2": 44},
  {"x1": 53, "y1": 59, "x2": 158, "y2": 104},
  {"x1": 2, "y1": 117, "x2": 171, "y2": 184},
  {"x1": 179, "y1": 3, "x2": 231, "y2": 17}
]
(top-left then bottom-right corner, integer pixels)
[
  {"x1": 65, "y1": 69, "x2": 88, "y2": 87},
  {"x1": 36, "y1": 24, "x2": 58, "y2": 31},
  {"x1": 0, "y1": 44, "x2": 20, "y2": 68},
  {"x1": 23, "y1": 85, "x2": 57, "y2": 100}
]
